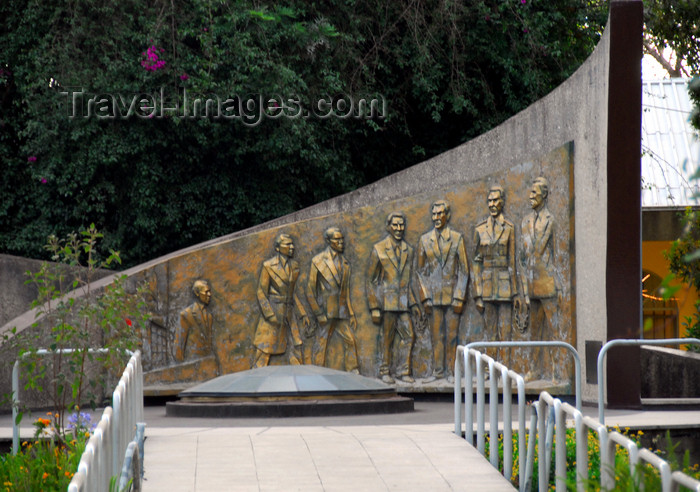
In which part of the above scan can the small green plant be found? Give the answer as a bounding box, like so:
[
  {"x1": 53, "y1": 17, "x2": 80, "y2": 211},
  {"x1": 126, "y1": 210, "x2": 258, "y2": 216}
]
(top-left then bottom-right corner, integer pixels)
[
  {"x1": 0, "y1": 225, "x2": 147, "y2": 488},
  {"x1": 110, "y1": 474, "x2": 133, "y2": 492},
  {"x1": 3, "y1": 225, "x2": 147, "y2": 432},
  {"x1": 486, "y1": 426, "x2": 700, "y2": 491}
]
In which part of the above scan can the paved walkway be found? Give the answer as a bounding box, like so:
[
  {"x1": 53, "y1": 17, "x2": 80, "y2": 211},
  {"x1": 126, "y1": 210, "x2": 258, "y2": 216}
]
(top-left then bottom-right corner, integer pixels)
[
  {"x1": 2, "y1": 400, "x2": 699, "y2": 491},
  {"x1": 137, "y1": 401, "x2": 700, "y2": 491},
  {"x1": 141, "y1": 402, "x2": 515, "y2": 491}
]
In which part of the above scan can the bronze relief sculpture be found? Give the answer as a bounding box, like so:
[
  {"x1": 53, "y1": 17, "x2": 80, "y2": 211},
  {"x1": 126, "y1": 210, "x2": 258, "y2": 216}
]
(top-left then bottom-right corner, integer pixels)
[
  {"x1": 367, "y1": 212, "x2": 420, "y2": 384},
  {"x1": 472, "y1": 186, "x2": 517, "y2": 362},
  {"x1": 253, "y1": 234, "x2": 308, "y2": 367},
  {"x1": 519, "y1": 177, "x2": 560, "y2": 380},
  {"x1": 175, "y1": 280, "x2": 213, "y2": 362},
  {"x1": 306, "y1": 227, "x2": 360, "y2": 374},
  {"x1": 416, "y1": 200, "x2": 469, "y2": 383}
]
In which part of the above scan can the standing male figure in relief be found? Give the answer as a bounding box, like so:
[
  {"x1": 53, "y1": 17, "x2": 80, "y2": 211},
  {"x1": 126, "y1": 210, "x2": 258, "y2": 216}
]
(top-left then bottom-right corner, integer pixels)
[
  {"x1": 520, "y1": 177, "x2": 559, "y2": 380},
  {"x1": 367, "y1": 212, "x2": 420, "y2": 384},
  {"x1": 472, "y1": 186, "x2": 517, "y2": 363},
  {"x1": 253, "y1": 234, "x2": 309, "y2": 368},
  {"x1": 306, "y1": 227, "x2": 360, "y2": 374},
  {"x1": 416, "y1": 200, "x2": 469, "y2": 383},
  {"x1": 175, "y1": 279, "x2": 214, "y2": 362}
]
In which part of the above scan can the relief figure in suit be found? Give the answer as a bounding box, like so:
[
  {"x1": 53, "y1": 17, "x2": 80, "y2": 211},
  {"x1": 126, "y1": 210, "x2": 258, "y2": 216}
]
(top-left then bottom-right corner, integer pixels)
[
  {"x1": 416, "y1": 200, "x2": 469, "y2": 383},
  {"x1": 472, "y1": 186, "x2": 517, "y2": 362},
  {"x1": 175, "y1": 279, "x2": 213, "y2": 362},
  {"x1": 306, "y1": 227, "x2": 359, "y2": 373},
  {"x1": 367, "y1": 212, "x2": 420, "y2": 384},
  {"x1": 520, "y1": 177, "x2": 559, "y2": 380},
  {"x1": 253, "y1": 234, "x2": 308, "y2": 367}
]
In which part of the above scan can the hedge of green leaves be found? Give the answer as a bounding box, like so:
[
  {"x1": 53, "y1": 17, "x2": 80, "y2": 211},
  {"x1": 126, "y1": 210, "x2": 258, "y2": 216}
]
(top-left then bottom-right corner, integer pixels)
[{"x1": 0, "y1": 1, "x2": 608, "y2": 267}]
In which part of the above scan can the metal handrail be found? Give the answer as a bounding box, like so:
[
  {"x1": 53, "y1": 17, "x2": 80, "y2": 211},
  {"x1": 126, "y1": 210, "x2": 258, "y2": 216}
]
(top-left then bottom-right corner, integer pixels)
[
  {"x1": 67, "y1": 350, "x2": 145, "y2": 492},
  {"x1": 11, "y1": 347, "x2": 113, "y2": 454},
  {"x1": 597, "y1": 338, "x2": 700, "y2": 424},
  {"x1": 523, "y1": 392, "x2": 700, "y2": 492},
  {"x1": 454, "y1": 341, "x2": 700, "y2": 491},
  {"x1": 454, "y1": 341, "x2": 580, "y2": 490},
  {"x1": 455, "y1": 346, "x2": 527, "y2": 489},
  {"x1": 465, "y1": 341, "x2": 582, "y2": 410}
]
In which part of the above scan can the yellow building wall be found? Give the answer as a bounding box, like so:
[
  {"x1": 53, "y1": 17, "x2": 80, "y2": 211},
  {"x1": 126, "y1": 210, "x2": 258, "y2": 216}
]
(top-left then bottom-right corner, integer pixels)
[{"x1": 642, "y1": 240, "x2": 698, "y2": 338}]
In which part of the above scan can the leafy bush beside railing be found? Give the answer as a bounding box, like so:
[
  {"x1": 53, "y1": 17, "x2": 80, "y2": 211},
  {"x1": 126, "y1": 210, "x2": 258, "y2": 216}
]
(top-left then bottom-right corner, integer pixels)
[
  {"x1": 0, "y1": 226, "x2": 148, "y2": 489},
  {"x1": 2, "y1": 225, "x2": 147, "y2": 434},
  {"x1": 486, "y1": 426, "x2": 700, "y2": 491}
]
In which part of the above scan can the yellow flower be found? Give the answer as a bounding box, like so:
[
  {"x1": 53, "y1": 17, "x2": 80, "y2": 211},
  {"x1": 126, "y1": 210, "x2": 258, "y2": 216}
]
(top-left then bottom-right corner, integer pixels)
[
  {"x1": 3, "y1": 483, "x2": 12, "y2": 487},
  {"x1": 42, "y1": 472, "x2": 49, "y2": 480}
]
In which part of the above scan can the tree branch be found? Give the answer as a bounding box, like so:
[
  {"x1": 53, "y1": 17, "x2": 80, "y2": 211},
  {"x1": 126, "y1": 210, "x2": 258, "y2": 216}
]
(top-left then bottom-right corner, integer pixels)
[{"x1": 643, "y1": 39, "x2": 682, "y2": 78}]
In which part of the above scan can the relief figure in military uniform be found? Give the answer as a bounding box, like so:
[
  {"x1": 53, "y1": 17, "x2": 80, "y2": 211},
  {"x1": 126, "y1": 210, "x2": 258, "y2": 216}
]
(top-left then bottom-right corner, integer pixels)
[
  {"x1": 367, "y1": 212, "x2": 420, "y2": 384},
  {"x1": 416, "y1": 200, "x2": 469, "y2": 383},
  {"x1": 175, "y1": 280, "x2": 214, "y2": 362},
  {"x1": 520, "y1": 177, "x2": 559, "y2": 380},
  {"x1": 253, "y1": 234, "x2": 308, "y2": 367},
  {"x1": 306, "y1": 227, "x2": 359, "y2": 374},
  {"x1": 472, "y1": 186, "x2": 517, "y2": 362}
]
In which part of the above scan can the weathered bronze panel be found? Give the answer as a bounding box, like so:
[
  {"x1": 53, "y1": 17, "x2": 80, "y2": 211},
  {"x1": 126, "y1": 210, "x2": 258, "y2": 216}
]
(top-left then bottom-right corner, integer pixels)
[{"x1": 139, "y1": 143, "x2": 575, "y2": 388}]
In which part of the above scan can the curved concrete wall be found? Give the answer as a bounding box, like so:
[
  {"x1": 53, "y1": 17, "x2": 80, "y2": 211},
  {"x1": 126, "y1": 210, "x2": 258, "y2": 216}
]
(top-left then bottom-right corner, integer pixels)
[{"x1": 1, "y1": 1, "x2": 642, "y2": 404}]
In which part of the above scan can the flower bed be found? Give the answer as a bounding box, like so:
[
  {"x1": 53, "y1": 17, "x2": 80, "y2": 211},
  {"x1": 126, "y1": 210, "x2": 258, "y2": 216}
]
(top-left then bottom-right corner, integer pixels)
[{"x1": 0, "y1": 411, "x2": 95, "y2": 491}]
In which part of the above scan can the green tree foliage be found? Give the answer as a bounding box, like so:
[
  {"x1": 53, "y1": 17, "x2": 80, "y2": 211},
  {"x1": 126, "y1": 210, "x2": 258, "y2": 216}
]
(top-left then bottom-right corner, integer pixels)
[
  {"x1": 690, "y1": 76, "x2": 700, "y2": 132},
  {"x1": 0, "y1": 0, "x2": 608, "y2": 267},
  {"x1": 643, "y1": 0, "x2": 700, "y2": 77}
]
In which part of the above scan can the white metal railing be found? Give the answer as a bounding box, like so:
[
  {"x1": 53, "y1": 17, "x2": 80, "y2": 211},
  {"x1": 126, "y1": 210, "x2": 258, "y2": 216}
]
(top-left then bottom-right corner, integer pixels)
[
  {"x1": 68, "y1": 350, "x2": 145, "y2": 492},
  {"x1": 525, "y1": 391, "x2": 700, "y2": 492},
  {"x1": 597, "y1": 338, "x2": 700, "y2": 424},
  {"x1": 524, "y1": 391, "x2": 610, "y2": 491},
  {"x1": 454, "y1": 341, "x2": 581, "y2": 490},
  {"x1": 12, "y1": 347, "x2": 110, "y2": 454},
  {"x1": 454, "y1": 346, "x2": 527, "y2": 489},
  {"x1": 117, "y1": 423, "x2": 146, "y2": 492},
  {"x1": 464, "y1": 341, "x2": 582, "y2": 409},
  {"x1": 454, "y1": 341, "x2": 700, "y2": 491}
]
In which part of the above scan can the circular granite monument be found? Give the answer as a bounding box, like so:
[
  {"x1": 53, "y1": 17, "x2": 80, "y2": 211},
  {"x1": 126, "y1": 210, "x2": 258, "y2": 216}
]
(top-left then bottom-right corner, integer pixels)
[{"x1": 166, "y1": 365, "x2": 414, "y2": 417}]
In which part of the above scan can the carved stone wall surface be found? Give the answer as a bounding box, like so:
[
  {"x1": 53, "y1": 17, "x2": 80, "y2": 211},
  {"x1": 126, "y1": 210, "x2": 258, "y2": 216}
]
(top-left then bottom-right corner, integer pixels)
[{"x1": 135, "y1": 144, "x2": 574, "y2": 387}]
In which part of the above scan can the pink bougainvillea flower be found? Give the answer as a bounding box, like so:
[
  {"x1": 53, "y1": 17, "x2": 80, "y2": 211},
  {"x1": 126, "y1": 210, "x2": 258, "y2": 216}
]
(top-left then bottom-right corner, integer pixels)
[
  {"x1": 40, "y1": 177, "x2": 47, "y2": 184},
  {"x1": 180, "y1": 73, "x2": 189, "y2": 81},
  {"x1": 27, "y1": 155, "x2": 37, "y2": 162},
  {"x1": 141, "y1": 45, "x2": 166, "y2": 72},
  {"x1": 521, "y1": 0, "x2": 526, "y2": 4}
]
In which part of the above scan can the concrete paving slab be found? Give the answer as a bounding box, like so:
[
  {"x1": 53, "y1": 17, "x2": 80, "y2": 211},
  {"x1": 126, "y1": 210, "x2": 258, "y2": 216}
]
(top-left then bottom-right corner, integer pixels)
[{"x1": 139, "y1": 406, "x2": 517, "y2": 492}]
